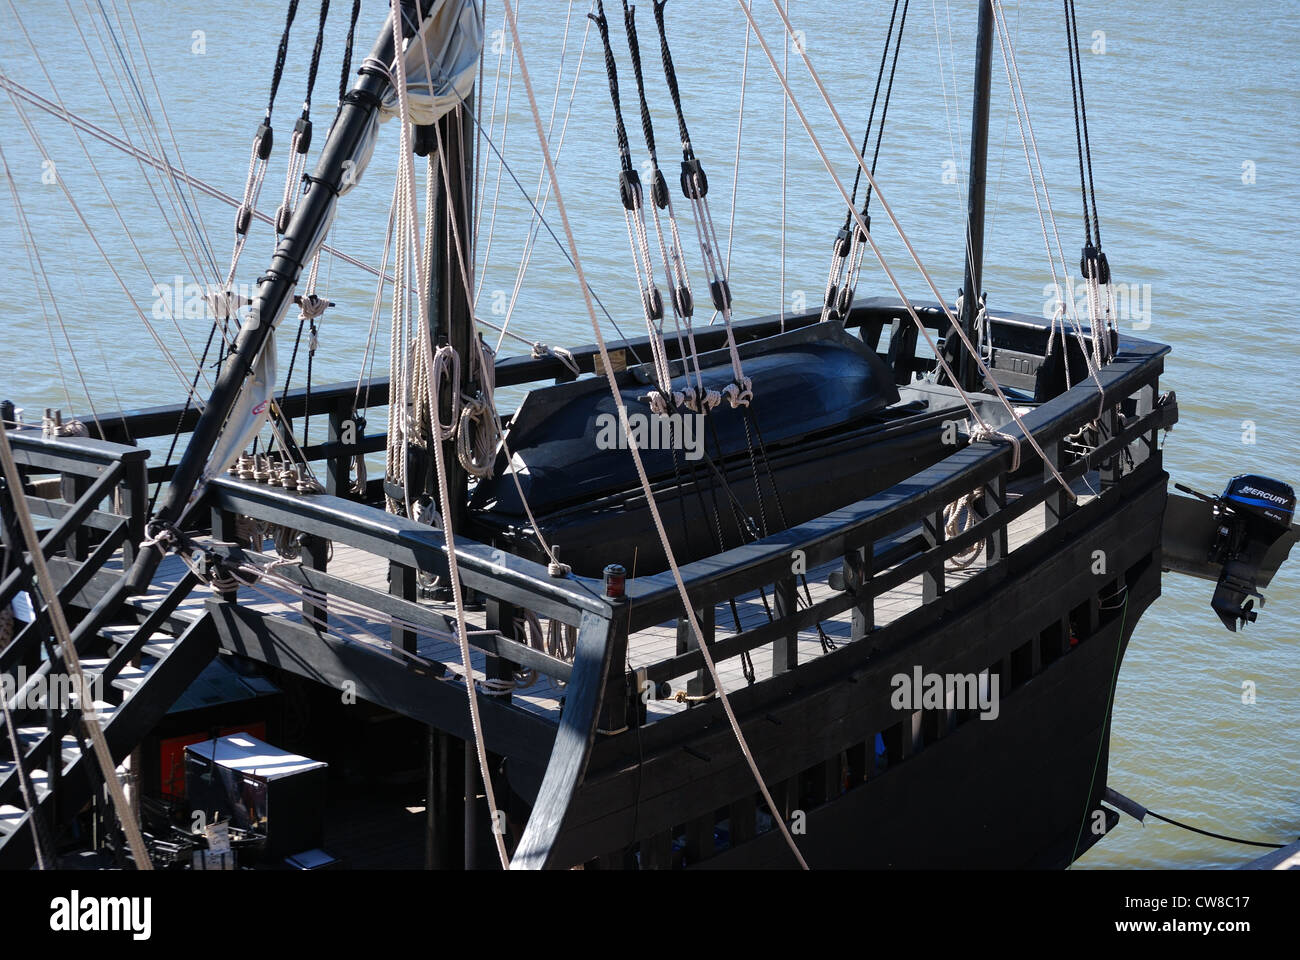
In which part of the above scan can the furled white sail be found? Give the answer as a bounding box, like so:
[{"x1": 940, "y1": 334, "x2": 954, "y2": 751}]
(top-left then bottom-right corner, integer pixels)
[
  {"x1": 343, "y1": 0, "x2": 482, "y2": 198},
  {"x1": 193, "y1": 331, "x2": 277, "y2": 506}
]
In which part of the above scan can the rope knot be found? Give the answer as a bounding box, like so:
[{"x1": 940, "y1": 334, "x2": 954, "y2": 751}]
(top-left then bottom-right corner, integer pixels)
[
  {"x1": 724, "y1": 378, "x2": 753, "y2": 408},
  {"x1": 969, "y1": 422, "x2": 1023, "y2": 472}
]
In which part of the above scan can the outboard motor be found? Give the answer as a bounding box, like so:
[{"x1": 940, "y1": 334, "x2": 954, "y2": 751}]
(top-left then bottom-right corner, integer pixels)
[{"x1": 1204, "y1": 475, "x2": 1296, "y2": 631}]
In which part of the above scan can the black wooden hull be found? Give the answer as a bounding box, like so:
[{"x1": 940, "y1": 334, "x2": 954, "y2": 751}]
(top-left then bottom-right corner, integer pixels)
[{"x1": 525, "y1": 463, "x2": 1167, "y2": 869}]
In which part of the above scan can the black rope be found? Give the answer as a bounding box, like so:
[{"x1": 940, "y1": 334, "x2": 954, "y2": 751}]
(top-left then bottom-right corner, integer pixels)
[
  {"x1": 743, "y1": 401, "x2": 836, "y2": 651},
  {"x1": 1064, "y1": 0, "x2": 1101, "y2": 251},
  {"x1": 589, "y1": 1, "x2": 635, "y2": 174},
  {"x1": 265, "y1": 0, "x2": 302, "y2": 124},
  {"x1": 338, "y1": 0, "x2": 363, "y2": 105},
  {"x1": 622, "y1": 1, "x2": 660, "y2": 169},
  {"x1": 303, "y1": 320, "x2": 317, "y2": 446},
  {"x1": 861, "y1": 0, "x2": 909, "y2": 216},
  {"x1": 148, "y1": 317, "x2": 223, "y2": 513},
  {"x1": 279, "y1": 312, "x2": 309, "y2": 431},
  {"x1": 845, "y1": 0, "x2": 901, "y2": 224},
  {"x1": 301, "y1": 0, "x2": 332, "y2": 118},
  {"x1": 1145, "y1": 810, "x2": 1287, "y2": 850},
  {"x1": 651, "y1": 0, "x2": 693, "y2": 159}
]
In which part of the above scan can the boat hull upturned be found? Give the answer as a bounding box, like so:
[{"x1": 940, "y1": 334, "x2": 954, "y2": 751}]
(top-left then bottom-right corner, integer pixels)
[{"x1": 471, "y1": 322, "x2": 980, "y2": 577}]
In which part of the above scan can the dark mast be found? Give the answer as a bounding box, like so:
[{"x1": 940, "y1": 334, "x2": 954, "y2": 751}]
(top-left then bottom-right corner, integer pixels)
[
  {"x1": 412, "y1": 93, "x2": 475, "y2": 531},
  {"x1": 944, "y1": 0, "x2": 993, "y2": 393}
]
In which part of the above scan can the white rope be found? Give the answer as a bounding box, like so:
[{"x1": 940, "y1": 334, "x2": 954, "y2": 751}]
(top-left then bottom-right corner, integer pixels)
[
  {"x1": 0, "y1": 83, "x2": 215, "y2": 400},
  {"x1": 473, "y1": 0, "x2": 513, "y2": 254},
  {"x1": 990, "y1": 0, "x2": 1106, "y2": 399},
  {"x1": 4, "y1": 5, "x2": 217, "y2": 380},
  {"x1": 274, "y1": 127, "x2": 310, "y2": 237},
  {"x1": 474, "y1": 2, "x2": 516, "y2": 310},
  {"x1": 779, "y1": 0, "x2": 789, "y2": 330},
  {"x1": 111, "y1": 0, "x2": 219, "y2": 275},
  {"x1": 498, "y1": 2, "x2": 590, "y2": 351},
  {"x1": 457, "y1": 337, "x2": 500, "y2": 479},
  {"x1": 393, "y1": 7, "x2": 509, "y2": 870},
  {"x1": 66, "y1": 5, "x2": 218, "y2": 297},
  {"x1": 0, "y1": 75, "x2": 384, "y2": 283},
  {"x1": 0, "y1": 146, "x2": 104, "y2": 436},
  {"x1": 723, "y1": 0, "x2": 752, "y2": 294},
  {"x1": 943, "y1": 489, "x2": 985, "y2": 571},
  {"x1": 755, "y1": 0, "x2": 1077, "y2": 499},
  {"x1": 504, "y1": 0, "x2": 809, "y2": 870}
]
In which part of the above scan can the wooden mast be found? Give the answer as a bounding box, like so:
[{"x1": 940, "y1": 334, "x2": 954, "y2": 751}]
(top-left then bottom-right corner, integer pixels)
[
  {"x1": 946, "y1": 0, "x2": 994, "y2": 393},
  {"x1": 415, "y1": 93, "x2": 475, "y2": 532}
]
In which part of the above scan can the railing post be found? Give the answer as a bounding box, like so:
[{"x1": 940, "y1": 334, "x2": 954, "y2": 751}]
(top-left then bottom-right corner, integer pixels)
[
  {"x1": 772, "y1": 576, "x2": 797, "y2": 673},
  {"x1": 599, "y1": 565, "x2": 631, "y2": 733},
  {"x1": 61, "y1": 473, "x2": 91, "y2": 562},
  {"x1": 982, "y1": 476, "x2": 1007, "y2": 566},
  {"x1": 301, "y1": 535, "x2": 329, "y2": 627},
  {"x1": 922, "y1": 509, "x2": 945, "y2": 602},
  {"x1": 120, "y1": 457, "x2": 147, "y2": 570},
  {"x1": 210, "y1": 503, "x2": 239, "y2": 603},
  {"x1": 845, "y1": 544, "x2": 873, "y2": 640},
  {"x1": 1044, "y1": 439, "x2": 1074, "y2": 529},
  {"x1": 389, "y1": 561, "x2": 417, "y2": 653},
  {"x1": 1132, "y1": 381, "x2": 1156, "y2": 469},
  {"x1": 326, "y1": 398, "x2": 349, "y2": 499},
  {"x1": 887, "y1": 316, "x2": 919, "y2": 385},
  {"x1": 677, "y1": 603, "x2": 715, "y2": 701},
  {"x1": 485, "y1": 596, "x2": 521, "y2": 706},
  {"x1": 1098, "y1": 402, "x2": 1121, "y2": 491}
]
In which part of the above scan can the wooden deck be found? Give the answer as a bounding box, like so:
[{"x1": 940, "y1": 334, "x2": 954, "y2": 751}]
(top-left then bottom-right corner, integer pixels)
[{"x1": 122, "y1": 478, "x2": 1090, "y2": 728}]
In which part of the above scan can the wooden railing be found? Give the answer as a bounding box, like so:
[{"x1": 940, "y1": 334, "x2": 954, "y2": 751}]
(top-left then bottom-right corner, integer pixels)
[
  {"x1": 607, "y1": 334, "x2": 1172, "y2": 724},
  {"x1": 1, "y1": 430, "x2": 150, "y2": 620}
]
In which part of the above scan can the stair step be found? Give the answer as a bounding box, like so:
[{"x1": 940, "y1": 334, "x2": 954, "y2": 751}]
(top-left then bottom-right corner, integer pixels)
[
  {"x1": 0, "y1": 805, "x2": 25, "y2": 837},
  {"x1": 17, "y1": 728, "x2": 84, "y2": 770},
  {"x1": 0, "y1": 762, "x2": 50, "y2": 796},
  {"x1": 27, "y1": 769, "x2": 49, "y2": 799},
  {"x1": 89, "y1": 700, "x2": 117, "y2": 722},
  {"x1": 141, "y1": 638, "x2": 179, "y2": 659},
  {"x1": 110, "y1": 665, "x2": 151, "y2": 694},
  {"x1": 102, "y1": 624, "x2": 176, "y2": 649}
]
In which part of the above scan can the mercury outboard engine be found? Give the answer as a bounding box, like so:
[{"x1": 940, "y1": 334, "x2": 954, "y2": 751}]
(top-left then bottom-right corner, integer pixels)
[{"x1": 1201, "y1": 475, "x2": 1296, "y2": 631}]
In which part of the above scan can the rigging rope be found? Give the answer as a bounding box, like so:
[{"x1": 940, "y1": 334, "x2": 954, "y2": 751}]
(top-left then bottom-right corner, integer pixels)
[
  {"x1": 338, "y1": 0, "x2": 363, "y2": 105},
  {"x1": 498, "y1": 3, "x2": 590, "y2": 353},
  {"x1": 822, "y1": 0, "x2": 909, "y2": 324},
  {"x1": 1063, "y1": 0, "x2": 1114, "y2": 364},
  {"x1": 652, "y1": 0, "x2": 751, "y2": 406},
  {"x1": 0, "y1": 79, "x2": 216, "y2": 399},
  {"x1": 504, "y1": 0, "x2": 809, "y2": 869},
  {"x1": 590, "y1": 1, "x2": 677, "y2": 408},
  {"x1": 621, "y1": 0, "x2": 712, "y2": 414},
  {"x1": 755, "y1": 0, "x2": 1077, "y2": 500},
  {"x1": 989, "y1": 0, "x2": 1106, "y2": 399},
  {"x1": 275, "y1": 0, "x2": 330, "y2": 236},
  {"x1": 390, "y1": 4, "x2": 510, "y2": 869}
]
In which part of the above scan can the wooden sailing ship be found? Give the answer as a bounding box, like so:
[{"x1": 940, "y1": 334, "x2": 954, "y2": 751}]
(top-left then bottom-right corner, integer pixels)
[{"x1": 0, "y1": 0, "x2": 1293, "y2": 870}]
